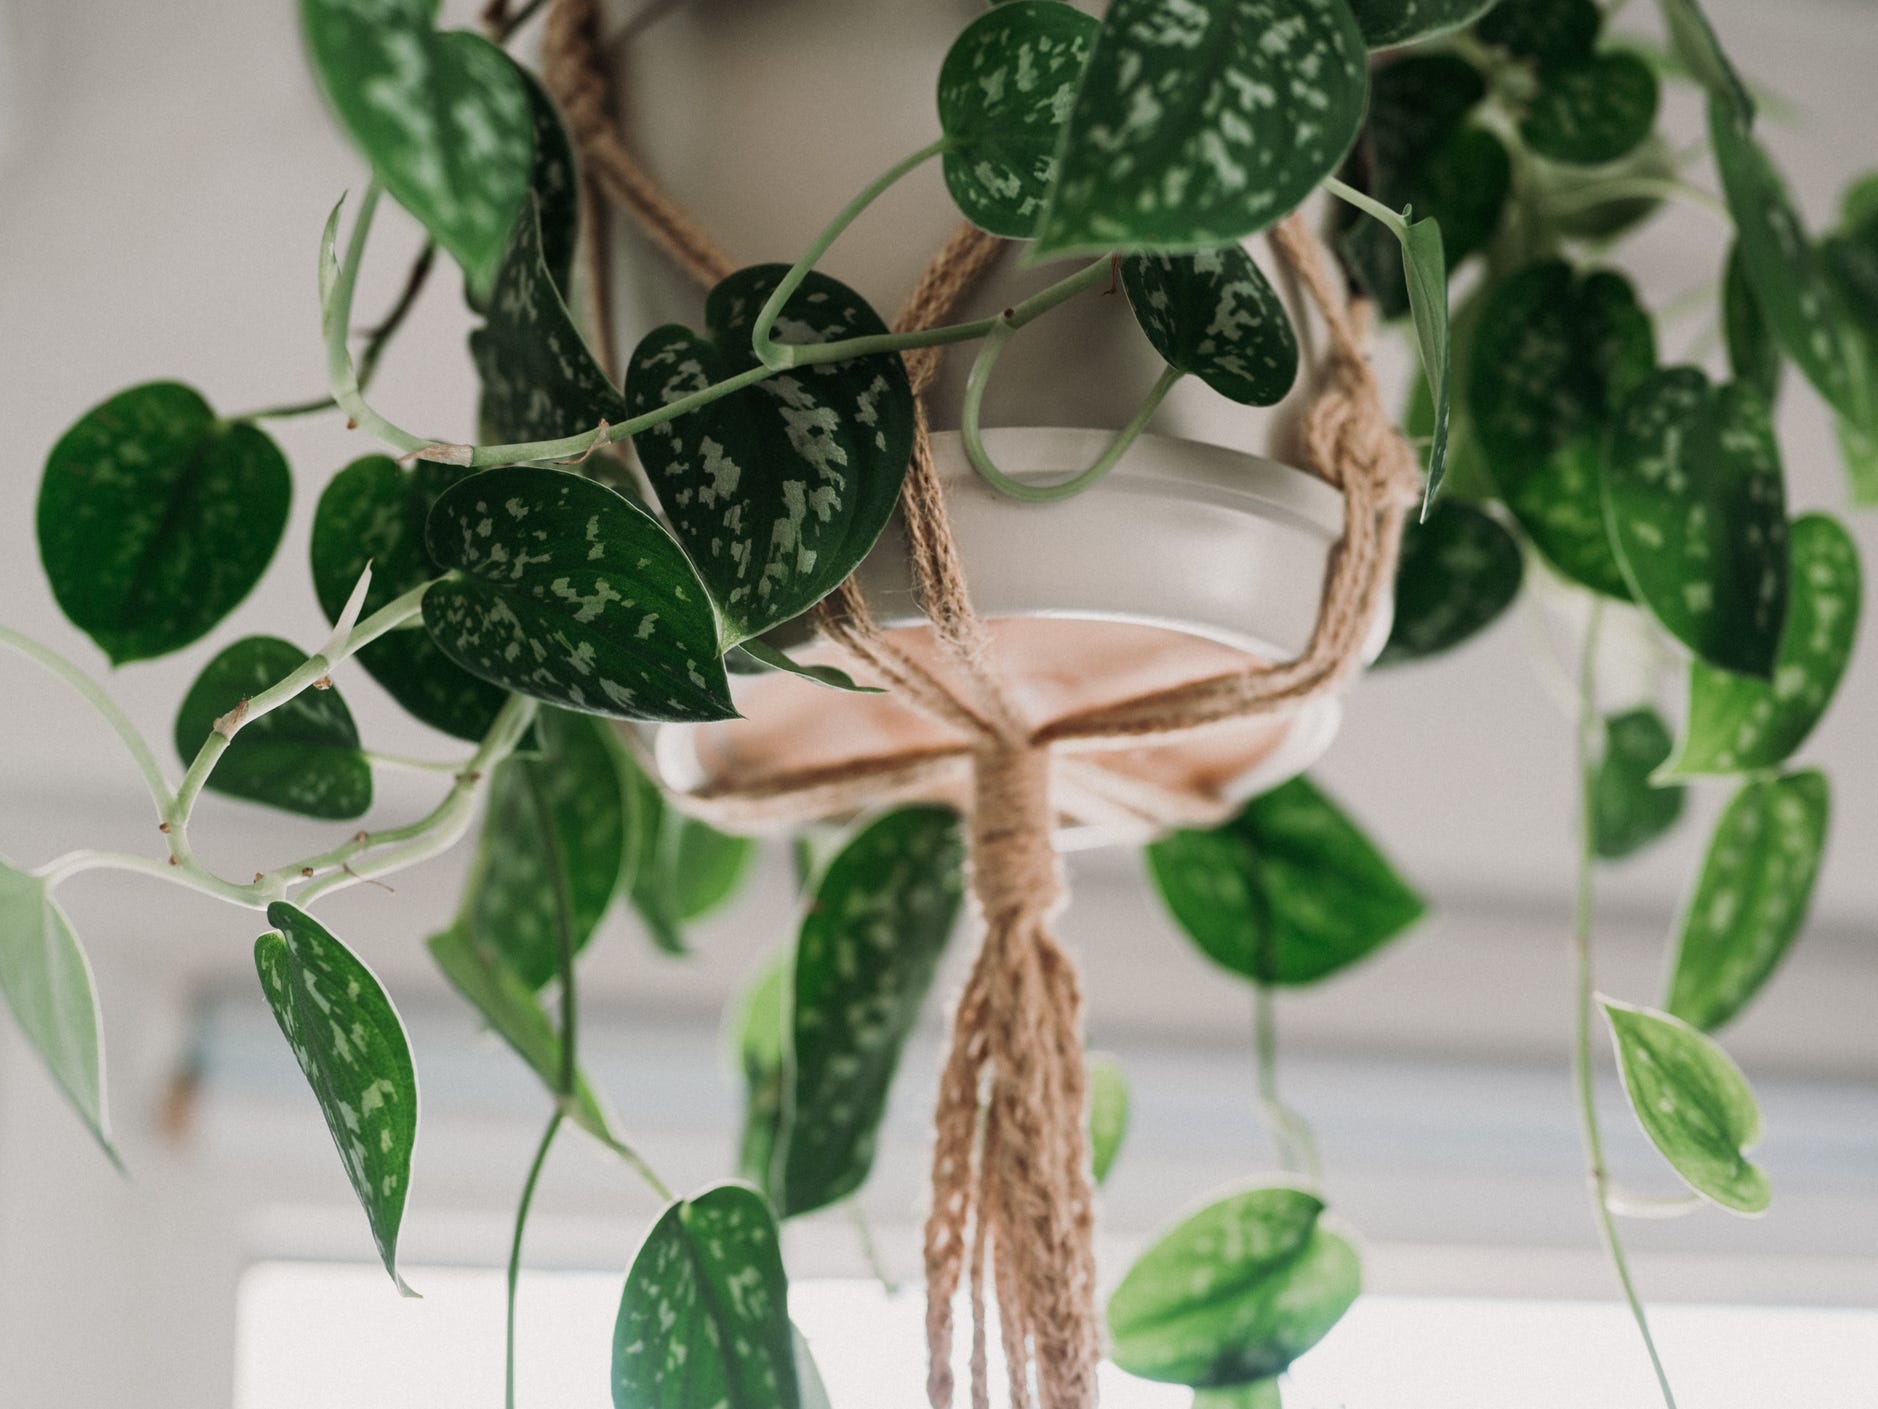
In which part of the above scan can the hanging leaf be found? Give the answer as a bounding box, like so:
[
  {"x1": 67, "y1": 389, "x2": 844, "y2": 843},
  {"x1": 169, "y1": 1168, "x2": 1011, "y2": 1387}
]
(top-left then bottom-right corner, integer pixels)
[
  {"x1": 733, "y1": 639, "x2": 883, "y2": 694},
  {"x1": 625, "y1": 266, "x2": 915, "y2": 646},
  {"x1": 1122, "y1": 247, "x2": 1300, "y2": 406},
  {"x1": 311, "y1": 455, "x2": 510, "y2": 742},
  {"x1": 423, "y1": 466, "x2": 735, "y2": 722},
  {"x1": 1087, "y1": 1051, "x2": 1130, "y2": 1186},
  {"x1": 1663, "y1": 513, "x2": 1859, "y2": 777},
  {"x1": 1601, "y1": 998, "x2": 1770, "y2": 1215},
  {"x1": 1665, "y1": 771, "x2": 1827, "y2": 1032},
  {"x1": 255, "y1": 902, "x2": 419, "y2": 1292},
  {"x1": 1656, "y1": 0, "x2": 1753, "y2": 125},
  {"x1": 1603, "y1": 368, "x2": 1788, "y2": 679},
  {"x1": 299, "y1": 0, "x2": 532, "y2": 291},
  {"x1": 38, "y1": 382, "x2": 290, "y2": 665},
  {"x1": 731, "y1": 952, "x2": 790, "y2": 1198},
  {"x1": 613, "y1": 1182, "x2": 799, "y2": 1409},
  {"x1": 173, "y1": 636, "x2": 373, "y2": 820},
  {"x1": 620, "y1": 752, "x2": 756, "y2": 955},
  {"x1": 1470, "y1": 260, "x2": 1654, "y2": 597},
  {"x1": 1377, "y1": 500, "x2": 1523, "y2": 666},
  {"x1": 1030, "y1": 0, "x2": 1368, "y2": 258},
  {"x1": 779, "y1": 807, "x2": 966, "y2": 1217},
  {"x1": 1825, "y1": 207, "x2": 1878, "y2": 326},
  {"x1": 1723, "y1": 243, "x2": 1783, "y2": 404},
  {"x1": 1400, "y1": 214, "x2": 1452, "y2": 505},
  {"x1": 936, "y1": 0, "x2": 1099, "y2": 237},
  {"x1": 1474, "y1": 0, "x2": 1600, "y2": 65},
  {"x1": 1520, "y1": 53, "x2": 1659, "y2": 167},
  {"x1": 1146, "y1": 777, "x2": 1424, "y2": 986},
  {"x1": 1593, "y1": 709, "x2": 1686, "y2": 861},
  {"x1": 494, "y1": 62, "x2": 578, "y2": 306},
  {"x1": 471, "y1": 195, "x2": 629, "y2": 446},
  {"x1": 0, "y1": 859, "x2": 112, "y2": 1158},
  {"x1": 1346, "y1": 0, "x2": 1496, "y2": 47},
  {"x1": 1107, "y1": 1185, "x2": 1360, "y2": 1387}
]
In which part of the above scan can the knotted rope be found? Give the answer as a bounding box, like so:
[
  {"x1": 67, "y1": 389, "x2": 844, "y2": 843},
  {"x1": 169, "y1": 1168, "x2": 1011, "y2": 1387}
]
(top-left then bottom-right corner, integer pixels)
[{"x1": 541, "y1": 7, "x2": 1420, "y2": 1405}]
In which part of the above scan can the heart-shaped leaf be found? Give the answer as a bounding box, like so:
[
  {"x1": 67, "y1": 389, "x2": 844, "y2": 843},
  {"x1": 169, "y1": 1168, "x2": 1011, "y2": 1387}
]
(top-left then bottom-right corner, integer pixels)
[
  {"x1": 471, "y1": 195, "x2": 628, "y2": 445},
  {"x1": 779, "y1": 807, "x2": 965, "y2": 1217},
  {"x1": 625, "y1": 266, "x2": 914, "y2": 645},
  {"x1": 38, "y1": 382, "x2": 290, "y2": 665},
  {"x1": 619, "y1": 750, "x2": 756, "y2": 955},
  {"x1": 1723, "y1": 243, "x2": 1782, "y2": 403},
  {"x1": 1663, "y1": 513, "x2": 1860, "y2": 776},
  {"x1": 1031, "y1": 0, "x2": 1368, "y2": 258},
  {"x1": 174, "y1": 636, "x2": 373, "y2": 820},
  {"x1": 1601, "y1": 998, "x2": 1770, "y2": 1215},
  {"x1": 1470, "y1": 260, "x2": 1655, "y2": 597},
  {"x1": 1377, "y1": 499, "x2": 1523, "y2": 666},
  {"x1": 1657, "y1": 0, "x2": 1752, "y2": 124},
  {"x1": 1347, "y1": 0, "x2": 1496, "y2": 46},
  {"x1": 1603, "y1": 368, "x2": 1788, "y2": 678},
  {"x1": 1087, "y1": 1051, "x2": 1130, "y2": 1186},
  {"x1": 1146, "y1": 777, "x2": 1424, "y2": 986},
  {"x1": 423, "y1": 466, "x2": 734, "y2": 723},
  {"x1": 936, "y1": 0, "x2": 1099, "y2": 237},
  {"x1": 1122, "y1": 246, "x2": 1299, "y2": 406},
  {"x1": 256, "y1": 902, "x2": 419, "y2": 1292},
  {"x1": 1108, "y1": 1185, "x2": 1359, "y2": 1387},
  {"x1": 1593, "y1": 709, "x2": 1686, "y2": 860},
  {"x1": 1665, "y1": 771, "x2": 1827, "y2": 1032},
  {"x1": 312, "y1": 455, "x2": 510, "y2": 742},
  {"x1": 0, "y1": 859, "x2": 112, "y2": 1158},
  {"x1": 613, "y1": 1182, "x2": 799, "y2": 1409},
  {"x1": 1521, "y1": 52, "x2": 1659, "y2": 167},
  {"x1": 300, "y1": 0, "x2": 533, "y2": 290},
  {"x1": 1475, "y1": 0, "x2": 1600, "y2": 64}
]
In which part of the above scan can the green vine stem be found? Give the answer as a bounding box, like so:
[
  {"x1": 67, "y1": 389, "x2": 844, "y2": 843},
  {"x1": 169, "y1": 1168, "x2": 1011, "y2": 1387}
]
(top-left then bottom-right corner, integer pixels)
[
  {"x1": 1253, "y1": 979, "x2": 1323, "y2": 1189},
  {"x1": 1572, "y1": 599, "x2": 1679, "y2": 1408},
  {"x1": 1323, "y1": 174, "x2": 1409, "y2": 239},
  {"x1": 1538, "y1": 176, "x2": 1730, "y2": 223},
  {"x1": 505, "y1": 1108, "x2": 564, "y2": 1409}
]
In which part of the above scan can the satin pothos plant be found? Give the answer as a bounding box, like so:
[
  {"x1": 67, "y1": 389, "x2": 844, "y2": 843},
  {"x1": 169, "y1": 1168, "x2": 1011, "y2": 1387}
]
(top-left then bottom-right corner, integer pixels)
[{"x1": 2, "y1": 0, "x2": 1872, "y2": 1405}]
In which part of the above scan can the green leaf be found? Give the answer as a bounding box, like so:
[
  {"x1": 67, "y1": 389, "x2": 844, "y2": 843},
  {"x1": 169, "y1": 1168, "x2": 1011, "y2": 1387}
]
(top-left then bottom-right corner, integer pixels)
[
  {"x1": 1146, "y1": 777, "x2": 1424, "y2": 986},
  {"x1": 731, "y1": 952, "x2": 790, "y2": 1198},
  {"x1": 255, "y1": 902, "x2": 419, "y2": 1292},
  {"x1": 1710, "y1": 98, "x2": 1871, "y2": 432},
  {"x1": 1665, "y1": 771, "x2": 1827, "y2": 1032},
  {"x1": 1657, "y1": 0, "x2": 1753, "y2": 124},
  {"x1": 1031, "y1": 0, "x2": 1368, "y2": 258},
  {"x1": 37, "y1": 382, "x2": 291, "y2": 665},
  {"x1": 471, "y1": 195, "x2": 628, "y2": 445},
  {"x1": 1107, "y1": 1185, "x2": 1359, "y2": 1387},
  {"x1": 311, "y1": 455, "x2": 510, "y2": 742},
  {"x1": 1475, "y1": 0, "x2": 1600, "y2": 65},
  {"x1": 1401, "y1": 214, "x2": 1452, "y2": 505},
  {"x1": 619, "y1": 751, "x2": 756, "y2": 955},
  {"x1": 613, "y1": 1183, "x2": 798, "y2": 1409},
  {"x1": 1593, "y1": 709, "x2": 1686, "y2": 861},
  {"x1": 625, "y1": 267, "x2": 915, "y2": 646},
  {"x1": 936, "y1": 0, "x2": 1099, "y2": 237},
  {"x1": 1723, "y1": 243, "x2": 1782, "y2": 403},
  {"x1": 1602, "y1": 368, "x2": 1788, "y2": 678},
  {"x1": 1521, "y1": 52, "x2": 1658, "y2": 167},
  {"x1": 1601, "y1": 998, "x2": 1770, "y2": 1215},
  {"x1": 0, "y1": 859, "x2": 112, "y2": 1157},
  {"x1": 1122, "y1": 247, "x2": 1299, "y2": 406},
  {"x1": 299, "y1": 0, "x2": 532, "y2": 290},
  {"x1": 733, "y1": 639, "x2": 884, "y2": 694},
  {"x1": 1377, "y1": 499, "x2": 1523, "y2": 666},
  {"x1": 1825, "y1": 210, "x2": 1878, "y2": 326},
  {"x1": 461, "y1": 710, "x2": 627, "y2": 989},
  {"x1": 1663, "y1": 513, "x2": 1860, "y2": 776},
  {"x1": 173, "y1": 636, "x2": 373, "y2": 820},
  {"x1": 1087, "y1": 1051, "x2": 1130, "y2": 1186},
  {"x1": 1470, "y1": 260, "x2": 1655, "y2": 597},
  {"x1": 422, "y1": 466, "x2": 734, "y2": 723},
  {"x1": 510, "y1": 63, "x2": 579, "y2": 303},
  {"x1": 1346, "y1": 0, "x2": 1496, "y2": 47},
  {"x1": 779, "y1": 807, "x2": 965, "y2": 1217}
]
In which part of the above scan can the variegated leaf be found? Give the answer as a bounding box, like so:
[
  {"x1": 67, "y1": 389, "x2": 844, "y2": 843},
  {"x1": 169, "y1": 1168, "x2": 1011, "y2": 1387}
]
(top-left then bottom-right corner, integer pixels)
[{"x1": 1122, "y1": 246, "x2": 1299, "y2": 406}]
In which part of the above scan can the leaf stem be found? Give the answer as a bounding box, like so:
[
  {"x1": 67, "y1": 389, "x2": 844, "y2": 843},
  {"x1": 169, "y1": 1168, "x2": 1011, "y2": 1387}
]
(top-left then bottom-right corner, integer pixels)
[
  {"x1": 505, "y1": 1108, "x2": 564, "y2": 1409},
  {"x1": 1253, "y1": 979, "x2": 1323, "y2": 1189},
  {"x1": 1542, "y1": 176, "x2": 1730, "y2": 223},
  {"x1": 847, "y1": 1201, "x2": 899, "y2": 1297},
  {"x1": 1323, "y1": 175, "x2": 1409, "y2": 239},
  {"x1": 30, "y1": 848, "x2": 259, "y2": 905},
  {"x1": 324, "y1": 185, "x2": 431, "y2": 456}
]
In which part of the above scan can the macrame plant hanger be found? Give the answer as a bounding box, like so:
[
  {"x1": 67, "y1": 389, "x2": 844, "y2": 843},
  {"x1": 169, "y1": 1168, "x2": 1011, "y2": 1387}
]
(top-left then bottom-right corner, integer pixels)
[{"x1": 542, "y1": 4, "x2": 1422, "y2": 1406}]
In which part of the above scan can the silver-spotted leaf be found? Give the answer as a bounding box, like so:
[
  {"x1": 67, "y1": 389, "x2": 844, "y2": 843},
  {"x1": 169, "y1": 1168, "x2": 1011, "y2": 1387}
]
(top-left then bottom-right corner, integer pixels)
[
  {"x1": 779, "y1": 807, "x2": 965, "y2": 1217},
  {"x1": 1107, "y1": 1185, "x2": 1359, "y2": 1387},
  {"x1": 1088, "y1": 1051, "x2": 1130, "y2": 1187},
  {"x1": 1474, "y1": 0, "x2": 1600, "y2": 64},
  {"x1": 1031, "y1": 0, "x2": 1368, "y2": 257},
  {"x1": 612, "y1": 1183, "x2": 798, "y2": 1409},
  {"x1": 1122, "y1": 246, "x2": 1299, "y2": 405},
  {"x1": 937, "y1": 0, "x2": 1099, "y2": 237},
  {"x1": 423, "y1": 466, "x2": 733, "y2": 723},
  {"x1": 38, "y1": 382, "x2": 290, "y2": 665},
  {"x1": 1665, "y1": 771, "x2": 1827, "y2": 1032},
  {"x1": 256, "y1": 902, "x2": 419, "y2": 1291},
  {"x1": 1663, "y1": 513, "x2": 1859, "y2": 776},
  {"x1": 1377, "y1": 499, "x2": 1523, "y2": 666},
  {"x1": 1521, "y1": 52, "x2": 1659, "y2": 167},
  {"x1": 0, "y1": 859, "x2": 112, "y2": 1157},
  {"x1": 173, "y1": 636, "x2": 373, "y2": 820},
  {"x1": 1723, "y1": 243, "x2": 1782, "y2": 404},
  {"x1": 1146, "y1": 777, "x2": 1424, "y2": 986},
  {"x1": 1593, "y1": 709, "x2": 1686, "y2": 861},
  {"x1": 300, "y1": 0, "x2": 532, "y2": 290},
  {"x1": 1603, "y1": 368, "x2": 1788, "y2": 678},
  {"x1": 1601, "y1": 998, "x2": 1770, "y2": 1215},
  {"x1": 1347, "y1": 0, "x2": 1496, "y2": 46},
  {"x1": 625, "y1": 266, "x2": 915, "y2": 646}
]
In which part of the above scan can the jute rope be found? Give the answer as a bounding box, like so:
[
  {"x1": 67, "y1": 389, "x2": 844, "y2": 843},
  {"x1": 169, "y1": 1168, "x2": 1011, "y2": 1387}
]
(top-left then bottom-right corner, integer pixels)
[{"x1": 541, "y1": 7, "x2": 1420, "y2": 1405}]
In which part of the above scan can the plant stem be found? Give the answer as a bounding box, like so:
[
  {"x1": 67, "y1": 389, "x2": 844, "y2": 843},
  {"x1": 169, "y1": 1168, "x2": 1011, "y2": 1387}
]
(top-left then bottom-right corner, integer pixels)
[
  {"x1": 1543, "y1": 176, "x2": 1730, "y2": 223},
  {"x1": 848, "y1": 1201, "x2": 899, "y2": 1297},
  {"x1": 361, "y1": 748, "x2": 476, "y2": 775},
  {"x1": 1253, "y1": 980, "x2": 1323, "y2": 1188},
  {"x1": 1323, "y1": 175, "x2": 1409, "y2": 239},
  {"x1": 1571, "y1": 599, "x2": 1679, "y2": 1408},
  {"x1": 505, "y1": 1109, "x2": 564, "y2": 1409},
  {"x1": 325, "y1": 185, "x2": 432, "y2": 456},
  {"x1": 31, "y1": 849, "x2": 259, "y2": 905}
]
